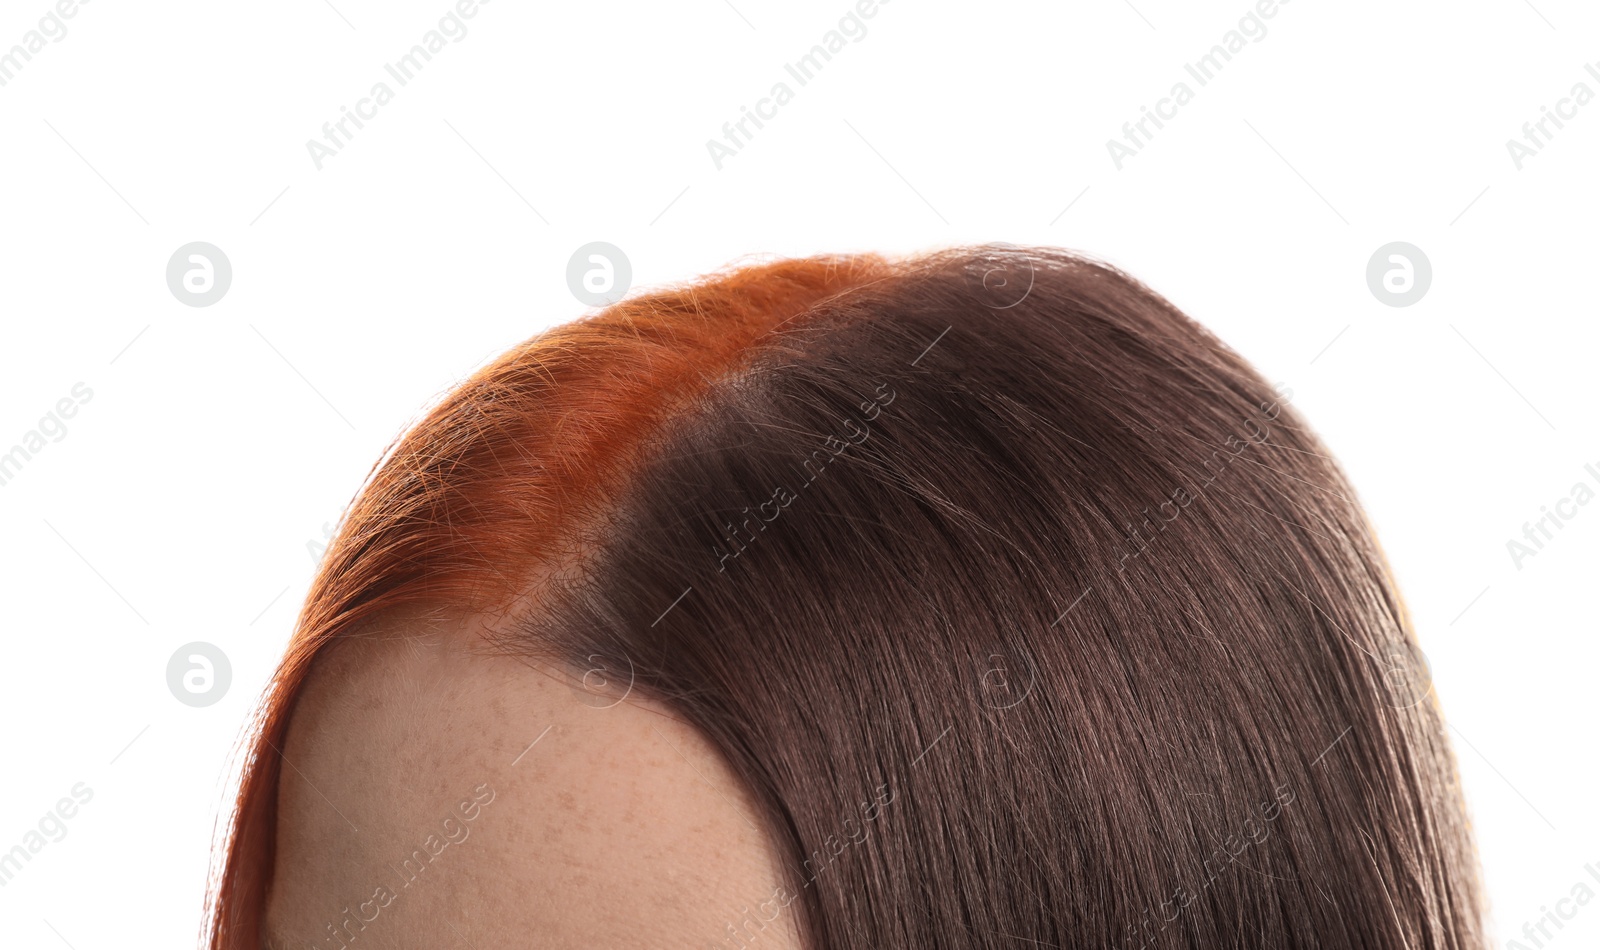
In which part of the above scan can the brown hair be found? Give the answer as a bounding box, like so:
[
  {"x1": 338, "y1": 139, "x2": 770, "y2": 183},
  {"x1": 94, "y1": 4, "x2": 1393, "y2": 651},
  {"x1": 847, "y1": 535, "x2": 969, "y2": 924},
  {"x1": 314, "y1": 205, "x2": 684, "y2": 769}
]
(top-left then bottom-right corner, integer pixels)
[{"x1": 209, "y1": 244, "x2": 1485, "y2": 949}]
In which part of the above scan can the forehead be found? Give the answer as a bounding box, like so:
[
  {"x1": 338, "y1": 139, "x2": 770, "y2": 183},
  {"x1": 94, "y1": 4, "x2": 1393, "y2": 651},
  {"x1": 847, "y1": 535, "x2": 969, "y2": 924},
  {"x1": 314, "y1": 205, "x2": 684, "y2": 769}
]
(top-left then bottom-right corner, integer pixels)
[{"x1": 261, "y1": 618, "x2": 801, "y2": 949}]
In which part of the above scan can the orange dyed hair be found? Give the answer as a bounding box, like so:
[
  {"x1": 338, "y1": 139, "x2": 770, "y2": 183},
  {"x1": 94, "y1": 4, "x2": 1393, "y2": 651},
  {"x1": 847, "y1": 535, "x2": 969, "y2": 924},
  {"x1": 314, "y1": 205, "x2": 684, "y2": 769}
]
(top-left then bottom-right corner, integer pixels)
[{"x1": 206, "y1": 252, "x2": 895, "y2": 948}]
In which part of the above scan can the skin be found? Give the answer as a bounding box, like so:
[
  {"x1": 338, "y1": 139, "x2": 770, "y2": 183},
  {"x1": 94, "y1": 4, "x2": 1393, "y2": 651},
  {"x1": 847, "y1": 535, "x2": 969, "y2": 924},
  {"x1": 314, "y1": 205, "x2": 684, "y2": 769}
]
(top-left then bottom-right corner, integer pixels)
[{"x1": 262, "y1": 609, "x2": 804, "y2": 950}]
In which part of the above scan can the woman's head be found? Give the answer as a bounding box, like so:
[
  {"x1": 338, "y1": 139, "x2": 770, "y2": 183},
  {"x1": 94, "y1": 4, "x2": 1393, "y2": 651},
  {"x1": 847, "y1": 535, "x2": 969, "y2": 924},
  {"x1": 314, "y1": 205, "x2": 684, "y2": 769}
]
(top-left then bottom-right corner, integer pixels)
[{"x1": 214, "y1": 245, "x2": 1484, "y2": 949}]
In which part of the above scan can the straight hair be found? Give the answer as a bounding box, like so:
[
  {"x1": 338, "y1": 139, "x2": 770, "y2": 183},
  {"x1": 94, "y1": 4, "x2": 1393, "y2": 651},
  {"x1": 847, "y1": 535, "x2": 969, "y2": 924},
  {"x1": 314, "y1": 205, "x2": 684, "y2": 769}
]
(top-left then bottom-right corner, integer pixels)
[{"x1": 209, "y1": 245, "x2": 1486, "y2": 949}]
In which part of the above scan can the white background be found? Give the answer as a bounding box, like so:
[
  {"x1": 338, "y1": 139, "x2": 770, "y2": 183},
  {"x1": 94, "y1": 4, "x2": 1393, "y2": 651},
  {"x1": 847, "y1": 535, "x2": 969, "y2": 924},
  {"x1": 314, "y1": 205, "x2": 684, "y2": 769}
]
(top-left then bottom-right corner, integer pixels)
[{"x1": 1, "y1": 0, "x2": 1595, "y2": 947}]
